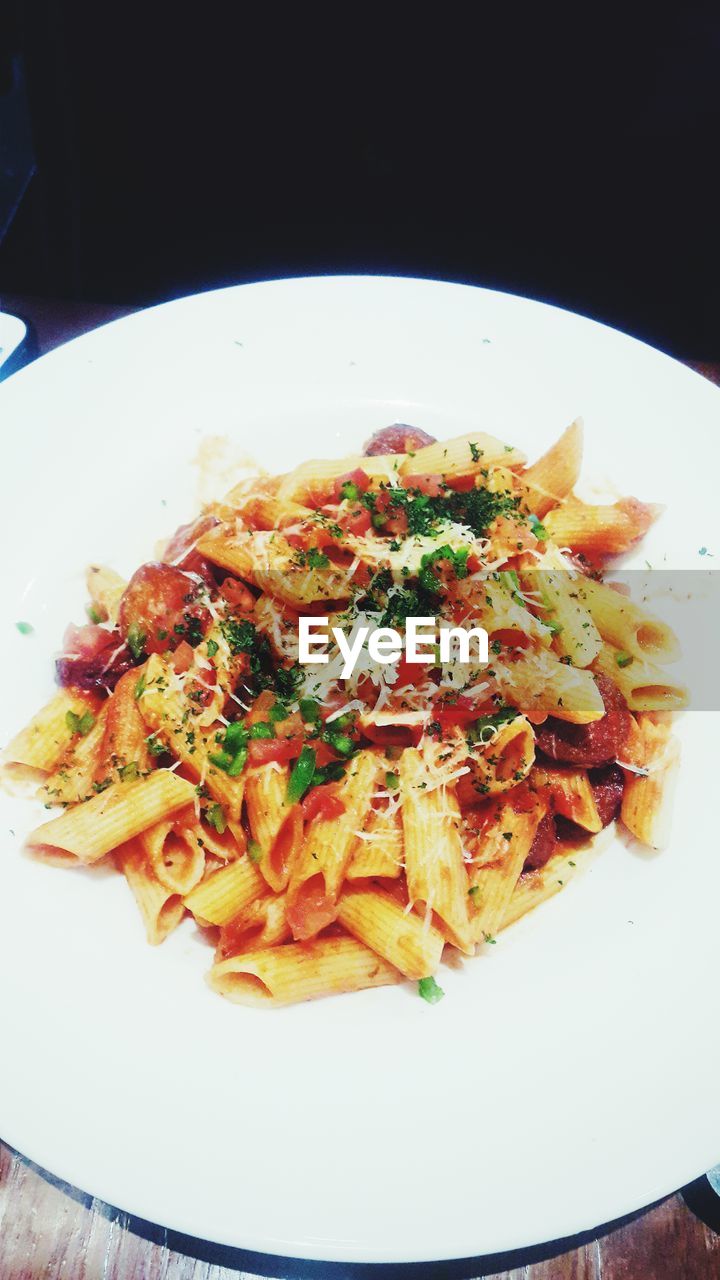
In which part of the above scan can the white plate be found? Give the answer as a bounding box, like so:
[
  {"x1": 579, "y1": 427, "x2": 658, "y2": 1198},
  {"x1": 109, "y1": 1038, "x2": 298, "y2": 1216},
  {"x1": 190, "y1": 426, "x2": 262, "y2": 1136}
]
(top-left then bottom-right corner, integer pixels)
[{"x1": 0, "y1": 276, "x2": 718, "y2": 1265}]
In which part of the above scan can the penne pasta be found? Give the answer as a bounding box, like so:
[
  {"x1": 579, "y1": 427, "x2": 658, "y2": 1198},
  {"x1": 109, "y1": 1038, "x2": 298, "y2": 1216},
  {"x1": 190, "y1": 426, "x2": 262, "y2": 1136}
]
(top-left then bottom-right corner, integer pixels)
[
  {"x1": 4, "y1": 688, "x2": 100, "y2": 777},
  {"x1": 398, "y1": 431, "x2": 526, "y2": 479},
  {"x1": 501, "y1": 845, "x2": 591, "y2": 929},
  {"x1": 286, "y1": 750, "x2": 379, "y2": 940},
  {"x1": 26, "y1": 769, "x2": 197, "y2": 864},
  {"x1": 593, "y1": 646, "x2": 688, "y2": 713},
  {"x1": 136, "y1": 654, "x2": 246, "y2": 820},
  {"x1": 399, "y1": 749, "x2": 473, "y2": 953},
  {"x1": 5, "y1": 418, "x2": 684, "y2": 1011},
  {"x1": 620, "y1": 715, "x2": 680, "y2": 850},
  {"x1": 543, "y1": 496, "x2": 660, "y2": 556},
  {"x1": 573, "y1": 574, "x2": 680, "y2": 664},
  {"x1": 217, "y1": 893, "x2": 291, "y2": 957},
  {"x1": 467, "y1": 796, "x2": 547, "y2": 942},
  {"x1": 183, "y1": 854, "x2": 267, "y2": 926},
  {"x1": 40, "y1": 702, "x2": 109, "y2": 805},
  {"x1": 140, "y1": 815, "x2": 205, "y2": 894},
  {"x1": 116, "y1": 841, "x2": 186, "y2": 944},
  {"x1": 207, "y1": 936, "x2": 402, "y2": 1006},
  {"x1": 337, "y1": 885, "x2": 445, "y2": 979},
  {"x1": 522, "y1": 418, "x2": 583, "y2": 517},
  {"x1": 347, "y1": 805, "x2": 404, "y2": 880},
  {"x1": 522, "y1": 568, "x2": 602, "y2": 668}
]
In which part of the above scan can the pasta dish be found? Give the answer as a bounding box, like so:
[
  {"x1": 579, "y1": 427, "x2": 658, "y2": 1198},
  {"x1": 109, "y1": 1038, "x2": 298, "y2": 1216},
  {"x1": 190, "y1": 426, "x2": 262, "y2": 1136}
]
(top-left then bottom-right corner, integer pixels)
[{"x1": 3, "y1": 421, "x2": 685, "y2": 1006}]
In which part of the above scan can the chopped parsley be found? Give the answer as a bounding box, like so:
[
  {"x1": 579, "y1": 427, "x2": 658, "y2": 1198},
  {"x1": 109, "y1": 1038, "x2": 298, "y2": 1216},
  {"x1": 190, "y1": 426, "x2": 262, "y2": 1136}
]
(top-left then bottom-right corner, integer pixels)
[
  {"x1": 615, "y1": 651, "x2": 634, "y2": 668},
  {"x1": 15, "y1": 621, "x2": 33, "y2": 635}
]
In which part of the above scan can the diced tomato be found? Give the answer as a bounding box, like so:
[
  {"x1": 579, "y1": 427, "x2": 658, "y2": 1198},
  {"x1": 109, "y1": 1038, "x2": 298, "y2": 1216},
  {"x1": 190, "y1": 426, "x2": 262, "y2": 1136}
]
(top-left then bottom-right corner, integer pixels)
[
  {"x1": 301, "y1": 787, "x2": 346, "y2": 823},
  {"x1": 433, "y1": 696, "x2": 480, "y2": 730},
  {"x1": 248, "y1": 738, "x2": 304, "y2": 766},
  {"x1": 220, "y1": 577, "x2": 255, "y2": 613},
  {"x1": 393, "y1": 655, "x2": 433, "y2": 689},
  {"x1": 170, "y1": 640, "x2": 195, "y2": 673},
  {"x1": 332, "y1": 467, "x2": 371, "y2": 502},
  {"x1": 445, "y1": 473, "x2": 476, "y2": 493},
  {"x1": 402, "y1": 473, "x2": 444, "y2": 497},
  {"x1": 489, "y1": 628, "x2": 532, "y2": 649},
  {"x1": 118, "y1": 562, "x2": 207, "y2": 655},
  {"x1": 339, "y1": 506, "x2": 372, "y2": 536}
]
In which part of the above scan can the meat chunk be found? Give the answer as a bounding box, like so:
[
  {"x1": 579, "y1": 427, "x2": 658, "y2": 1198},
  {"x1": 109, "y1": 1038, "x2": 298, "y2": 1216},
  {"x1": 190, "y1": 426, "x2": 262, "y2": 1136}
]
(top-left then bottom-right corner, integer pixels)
[
  {"x1": 535, "y1": 674, "x2": 631, "y2": 768},
  {"x1": 363, "y1": 424, "x2": 436, "y2": 455}
]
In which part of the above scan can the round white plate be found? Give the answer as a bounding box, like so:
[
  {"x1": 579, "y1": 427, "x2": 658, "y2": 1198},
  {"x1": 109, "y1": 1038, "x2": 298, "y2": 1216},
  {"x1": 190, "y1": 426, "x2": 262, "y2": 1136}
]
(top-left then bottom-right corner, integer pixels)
[{"x1": 0, "y1": 276, "x2": 718, "y2": 1265}]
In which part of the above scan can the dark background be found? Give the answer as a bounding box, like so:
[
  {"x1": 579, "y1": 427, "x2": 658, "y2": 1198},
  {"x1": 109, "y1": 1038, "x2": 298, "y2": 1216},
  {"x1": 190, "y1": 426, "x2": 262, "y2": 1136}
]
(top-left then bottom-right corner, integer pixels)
[{"x1": 1, "y1": 6, "x2": 719, "y2": 360}]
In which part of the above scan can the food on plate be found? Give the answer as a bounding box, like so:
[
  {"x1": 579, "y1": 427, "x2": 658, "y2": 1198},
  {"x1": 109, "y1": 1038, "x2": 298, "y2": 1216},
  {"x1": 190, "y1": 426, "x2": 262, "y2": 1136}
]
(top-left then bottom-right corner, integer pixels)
[{"x1": 4, "y1": 419, "x2": 684, "y2": 1006}]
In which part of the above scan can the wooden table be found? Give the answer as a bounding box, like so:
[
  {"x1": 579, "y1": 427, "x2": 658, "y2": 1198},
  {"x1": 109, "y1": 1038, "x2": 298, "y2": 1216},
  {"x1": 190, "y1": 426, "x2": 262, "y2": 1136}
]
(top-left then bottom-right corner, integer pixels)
[{"x1": 1, "y1": 295, "x2": 719, "y2": 1279}]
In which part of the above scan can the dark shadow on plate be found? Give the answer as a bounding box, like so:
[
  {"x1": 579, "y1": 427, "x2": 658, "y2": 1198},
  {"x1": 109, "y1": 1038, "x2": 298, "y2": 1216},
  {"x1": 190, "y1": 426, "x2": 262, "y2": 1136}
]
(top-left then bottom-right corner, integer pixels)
[{"x1": 3, "y1": 1139, "x2": 678, "y2": 1278}]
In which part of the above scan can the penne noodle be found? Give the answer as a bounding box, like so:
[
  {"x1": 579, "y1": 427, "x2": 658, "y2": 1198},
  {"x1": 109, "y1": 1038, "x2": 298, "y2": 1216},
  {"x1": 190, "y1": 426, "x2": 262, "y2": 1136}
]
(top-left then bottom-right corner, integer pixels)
[
  {"x1": 522, "y1": 568, "x2": 602, "y2": 668},
  {"x1": 467, "y1": 796, "x2": 547, "y2": 942},
  {"x1": 245, "y1": 764, "x2": 300, "y2": 890},
  {"x1": 572, "y1": 575, "x2": 680, "y2": 664},
  {"x1": 495, "y1": 650, "x2": 605, "y2": 724},
  {"x1": 207, "y1": 936, "x2": 402, "y2": 1006},
  {"x1": 593, "y1": 646, "x2": 688, "y2": 713},
  {"x1": 197, "y1": 527, "x2": 354, "y2": 607},
  {"x1": 501, "y1": 845, "x2": 591, "y2": 929},
  {"x1": 522, "y1": 419, "x2": 583, "y2": 517},
  {"x1": 4, "y1": 688, "x2": 100, "y2": 777},
  {"x1": 620, "y1": 715, "x2": 680, "y2": 850},
  {"x1": 140, "y1": 815, "x2": 205, "y2": 894},
  {"x1": 95, "y1": 666, "x2": 152, "y2": 785},
  {"x1": 116, "y1": 840, "x2": 186, "y2": 944},
  {"x1": 460, "y1": 715, "x2": 536, "y2": 800},
  {"x1": 183, "y1": 854, "x2": 267, "y2": 926},
  {"x1": 398, "y1": 432, "x2": 526, "y2": 478},
  {"x1": 532, "y1": 764, "x2": 602, "y2": 833},
  {"x1": 543, "y1": 495, "x2": 660, "y2": 556},
  {"x1": 40, "y1": 702, "x2": 109, "y2": 805},
  {"x1": 337, "y1": 885, "x2": 444, "y2": 980},
  {"x1": 217, "y1": 893, "x2": 291, "y2": 957},
  {"x1": 399, "y1": 749, "x2": 473, "y2": 953},
  {"x1": 347, "y1": 805, "x2": 404, "y2": 880},
  {"x1": 276, "y1": 454, "x2": 405, "y2": 503},
  {"x1": 136, "y1": 654, "x2": 246, "y2": 820},
  {"x1": 286, "y1": 751, "x2": 379, "y2": 940},
  {"x1": 26, "y1": 769, "x2": 197, "y2": 864}
]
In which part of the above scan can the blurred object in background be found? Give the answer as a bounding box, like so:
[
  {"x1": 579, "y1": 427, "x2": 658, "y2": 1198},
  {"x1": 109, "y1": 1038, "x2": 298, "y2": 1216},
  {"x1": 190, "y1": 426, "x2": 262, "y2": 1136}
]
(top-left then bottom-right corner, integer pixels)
[{"x1": 0, "y1": 8, "x2": 718, "y2": 361}]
